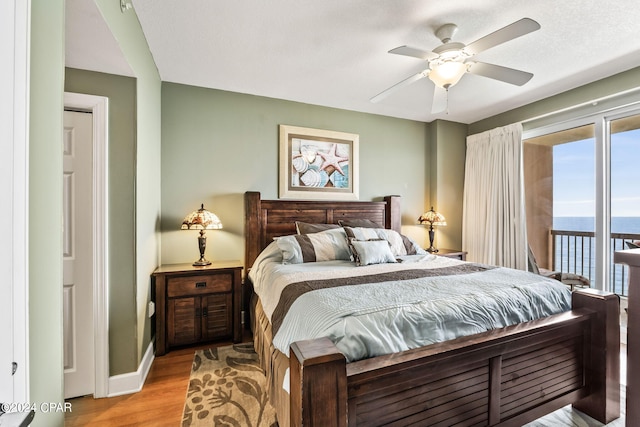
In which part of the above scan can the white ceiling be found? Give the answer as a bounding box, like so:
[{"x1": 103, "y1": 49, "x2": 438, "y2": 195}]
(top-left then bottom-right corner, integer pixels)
[
  {"x1": 66, "y1": 0, "x2": 640, "y2": 124},
  {"x1": 65, "y1": 0, "x2": 134, "y2": 78}
]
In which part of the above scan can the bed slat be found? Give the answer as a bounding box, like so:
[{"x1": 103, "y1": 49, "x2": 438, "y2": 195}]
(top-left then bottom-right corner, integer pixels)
[{"x1": 355, "y1": 366, "x2": 489, "y2": 426}]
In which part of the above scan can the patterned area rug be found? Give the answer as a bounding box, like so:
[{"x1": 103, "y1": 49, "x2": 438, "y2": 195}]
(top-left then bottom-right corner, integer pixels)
[{"x1": 182, "y1": 343, "x2": 278, "y2": 427}]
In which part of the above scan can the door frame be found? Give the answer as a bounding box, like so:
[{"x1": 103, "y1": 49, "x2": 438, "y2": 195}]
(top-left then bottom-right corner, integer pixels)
[
  {"x1": 64, "y1": 92, "x2": 109, "y2": 398},
  {"x1": 1, "y1": 0, "x2": 30, "y2": 404}
]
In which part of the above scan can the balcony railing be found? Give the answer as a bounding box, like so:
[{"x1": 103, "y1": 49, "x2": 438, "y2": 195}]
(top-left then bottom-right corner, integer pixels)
[{"x1": 551, "y1": 229, "x2": 640, "y2": 297}]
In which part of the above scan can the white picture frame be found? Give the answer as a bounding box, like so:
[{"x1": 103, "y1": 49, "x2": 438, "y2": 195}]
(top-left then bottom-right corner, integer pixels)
[{"x1": 279, "y1": 125, "x2": 359, "y2": 200}]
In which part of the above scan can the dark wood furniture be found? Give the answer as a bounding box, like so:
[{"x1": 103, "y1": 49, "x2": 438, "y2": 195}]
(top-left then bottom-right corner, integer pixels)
[
  {"x1": 244, "y1": 191, "x2": 620, "y2": 427},
  {"x1": 0, "y1": 411, "x2": 35, "y2": 427},
  {"x1": 436, "y1": 248, "x2": 467, "y2": 260},
  {"x1": 614, "y1": 248, "x2": 640, "y2": 427},
  {"x1": 152, "y1": 262, "x2": 242, "y2": 356}
]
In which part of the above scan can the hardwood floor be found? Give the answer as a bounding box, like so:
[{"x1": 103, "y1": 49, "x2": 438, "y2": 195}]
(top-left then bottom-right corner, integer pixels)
[{"x1": 64, "y1": 335, "x2": 250, "y2": 427}]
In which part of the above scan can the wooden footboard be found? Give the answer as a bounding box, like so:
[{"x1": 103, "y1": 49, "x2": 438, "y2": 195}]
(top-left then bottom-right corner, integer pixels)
[{"x1": 290, "y1": 289, "x2": 619, "y2": 427}]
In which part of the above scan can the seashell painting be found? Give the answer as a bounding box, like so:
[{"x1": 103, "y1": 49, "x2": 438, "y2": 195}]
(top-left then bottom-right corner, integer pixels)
[
  {"x1": 292, "y1": 156, "x2": 309, "y2": 173},
  {"x1": 299, "y1": 169, "x2": 329, "y2": 187},
  {"x1": 335, "y1": 144, "x2": 350, "y2": 159},
  {"x1": 301, "y1": 147, "x2": 317, "y2": 164},
  {"x1": 281, "y1": 125, "x2": 358, "y2": 199},
  {"x1": 329, "y1": 164, "x2": 349, "y2": 188}
]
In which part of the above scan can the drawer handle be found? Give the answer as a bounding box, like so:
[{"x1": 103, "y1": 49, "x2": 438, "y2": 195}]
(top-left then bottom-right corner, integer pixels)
[
  {"x1": 202, "y1": 307, "x2": 208, "y2": 317},
  {"x1": 195, "y1": 281, "x2": 207, "y2": 288}
]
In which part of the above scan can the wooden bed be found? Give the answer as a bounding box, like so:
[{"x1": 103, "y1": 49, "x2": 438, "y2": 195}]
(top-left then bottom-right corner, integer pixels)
[{"x1": 244, "y1": 191, "x2": 620, "y2": 427}]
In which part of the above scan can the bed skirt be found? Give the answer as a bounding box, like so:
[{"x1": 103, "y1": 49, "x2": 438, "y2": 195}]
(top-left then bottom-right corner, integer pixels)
[{"x1": 253, "y1": 295, "x2": 291, "y2": 427}]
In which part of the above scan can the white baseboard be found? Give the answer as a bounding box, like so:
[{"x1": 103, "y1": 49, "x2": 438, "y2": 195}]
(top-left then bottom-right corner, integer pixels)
[{"x1": 107, "y1": 341, "x2": 155, "y2": 397}]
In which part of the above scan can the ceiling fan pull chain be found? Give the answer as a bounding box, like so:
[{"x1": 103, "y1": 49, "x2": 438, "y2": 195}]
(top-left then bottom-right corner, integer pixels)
[{"x1": 445, "y1": 87, "x2": 450, "y2": 115}]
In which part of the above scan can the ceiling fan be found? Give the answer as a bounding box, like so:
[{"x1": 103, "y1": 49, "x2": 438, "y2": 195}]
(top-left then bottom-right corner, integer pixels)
[{"x1": 371, "y1": 18, "x2": 541, "y2": 112}]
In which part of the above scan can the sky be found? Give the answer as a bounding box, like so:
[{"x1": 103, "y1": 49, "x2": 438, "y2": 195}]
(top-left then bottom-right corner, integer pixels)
[{"x1": 553, "y1": 127, "x2": 640, "y2": 217}]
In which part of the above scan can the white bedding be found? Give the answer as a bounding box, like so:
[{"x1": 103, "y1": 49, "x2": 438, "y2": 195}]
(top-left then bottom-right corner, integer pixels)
[{"x1": 249, "y1": 241, "x2": 572, "y2": 363}]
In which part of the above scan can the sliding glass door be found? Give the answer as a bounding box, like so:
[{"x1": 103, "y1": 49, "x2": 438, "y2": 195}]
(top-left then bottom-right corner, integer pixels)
[
  {"x1": 610, "y1": 114, "x2": 640, "y2": 296},
  {"x1": 524, "y1": 107, "x2": 640, "y2": 296},
  {"x1": 524, "y1": 124, "x2": 596, "y2": 284}
]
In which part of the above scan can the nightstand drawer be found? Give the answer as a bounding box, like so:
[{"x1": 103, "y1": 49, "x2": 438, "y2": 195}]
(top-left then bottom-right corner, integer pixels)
[{"x1": 167, "y1": 273, "x2": 232, "y2": 297}]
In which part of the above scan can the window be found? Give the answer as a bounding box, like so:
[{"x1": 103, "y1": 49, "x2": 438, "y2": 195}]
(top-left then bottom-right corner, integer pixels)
[
  {"x1": 524, "y1": 109, "x2": 640, "y2": 296},
  {"x1": 610, "y1": 114, "x2": 640, "y2": 295}
]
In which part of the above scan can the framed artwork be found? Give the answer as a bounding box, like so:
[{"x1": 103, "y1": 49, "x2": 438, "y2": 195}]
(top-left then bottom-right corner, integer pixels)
[{"x1": 279, "y1": 125, "x2": 359, "y2": 200}]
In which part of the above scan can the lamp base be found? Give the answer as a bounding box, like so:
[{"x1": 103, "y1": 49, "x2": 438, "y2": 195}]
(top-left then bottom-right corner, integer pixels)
[
  {"x1": 193, "y1": 233, "x2": 211, "y2": 266},
  {"x1": 193, "y1": 258, "x2": 211, "y2": 267},
  {"x1": 427, "y1": 227, "x2": 439, "y2": 253}
]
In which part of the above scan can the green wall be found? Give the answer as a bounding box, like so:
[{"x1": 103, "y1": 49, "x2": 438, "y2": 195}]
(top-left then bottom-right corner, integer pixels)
[
  {"x1": 428, "y1": 120, "x2": 468, "y2": 251},
  {"x1": 30, "y1": 0, "x2": 64, "y2": 425},
  {"x1": 95, "y1": 0, "x2": 162, "y2": 367},
  {"x1": 160, "y1": 83, "x2": 431, "y2": 264},
  {"x1": 64, "y1": 68, "x2": 138, "y2": 375}
]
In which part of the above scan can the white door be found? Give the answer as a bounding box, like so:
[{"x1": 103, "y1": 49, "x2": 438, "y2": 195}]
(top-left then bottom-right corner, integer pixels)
[{"x1": 63, "y1": 110, "x2": 95, "y2": 398}]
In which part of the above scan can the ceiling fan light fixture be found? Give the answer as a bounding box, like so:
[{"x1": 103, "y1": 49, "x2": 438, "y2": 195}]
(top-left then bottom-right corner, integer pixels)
[
  {"x1": 375, "y1": 18, "x2": 540, "y2": 103},
  {"x1": 428, "y1": 60, "x2": 467, "y2": 89}
]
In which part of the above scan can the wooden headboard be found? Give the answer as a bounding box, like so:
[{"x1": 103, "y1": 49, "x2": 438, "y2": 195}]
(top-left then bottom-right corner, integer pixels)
[{"x1": 244, "y1": 191, "x2": 401, "y2": 274}]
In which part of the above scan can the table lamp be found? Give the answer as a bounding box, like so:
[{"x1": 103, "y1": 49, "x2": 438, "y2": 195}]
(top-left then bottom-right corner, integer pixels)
[
  {"x1": 418, "y1": 207, "x2": 447, "y2": 253},
  {"x1": 181, "y1": 204, "x2": 223, "y2": 266}
]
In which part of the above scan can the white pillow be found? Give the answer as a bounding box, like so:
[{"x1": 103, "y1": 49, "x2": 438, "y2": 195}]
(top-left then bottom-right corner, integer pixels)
[{"x1": 349, "y1": 239, "x2": 397, "y2": 266}]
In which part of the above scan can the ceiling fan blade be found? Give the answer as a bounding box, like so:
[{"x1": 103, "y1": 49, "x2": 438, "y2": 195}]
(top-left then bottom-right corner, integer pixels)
[
  {"x1": 468, "y1": 62, "x2": 533, "y2": 86},
  {"x1": 388, "y1": 45, "x2": 438, "y2": 61},
  {"x1": 464, "y1": 18, "x2": 540, "y2": 55},
  {"x1": 370, "y1": 70, "x2": 428, "y2": 103}
]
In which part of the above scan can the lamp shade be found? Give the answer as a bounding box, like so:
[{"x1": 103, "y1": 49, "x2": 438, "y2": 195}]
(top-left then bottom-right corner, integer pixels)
[
  {"x1": 418, "y1": 207, "x2": 447, "y2": 226},
  {"x1": 181, "y1": 204, "x2": 223, "y2": 230}
]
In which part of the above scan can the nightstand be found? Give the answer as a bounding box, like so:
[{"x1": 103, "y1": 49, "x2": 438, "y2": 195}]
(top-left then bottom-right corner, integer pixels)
[
  {"x1": 435, "y1": 249, "x2": 467, "y2": 261},
  {"x1": 152, "y1": 261, "x2": 242, "y2": 356}
]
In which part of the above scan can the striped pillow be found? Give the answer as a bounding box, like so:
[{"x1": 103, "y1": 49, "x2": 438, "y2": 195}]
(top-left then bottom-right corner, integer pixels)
[
  {"x1": 295, "y1": 221, "x2": 341, "y2": 235},
  {"x1": 343, "y1": 226, "x2": 426, "y2": 257},
  {"x1": 275, "y1": 228, "x2": 351, "y2": 264}
]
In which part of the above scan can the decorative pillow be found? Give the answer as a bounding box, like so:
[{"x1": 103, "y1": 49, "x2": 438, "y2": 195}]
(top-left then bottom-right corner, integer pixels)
[
  {"x1": 295, "y1": 221, "x2": 340, "y2": 235},
  {"x1": 275, "y1": 228, "x2": 351, "y2": 264},
  {"x1": 349, "y1": 239, "x2": 397, "y2": 266},
  {"x1": 338, "y1": 219, "x2": 382, "y2": 229},
  {"x1": 343, "y1": 226, "x2": 426, "y2": 257}
]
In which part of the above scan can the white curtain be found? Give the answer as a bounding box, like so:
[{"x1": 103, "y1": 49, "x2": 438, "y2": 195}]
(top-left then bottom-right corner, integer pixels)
[{"x1": 462, "y1": 123, "x2": 528, "y2": 269}]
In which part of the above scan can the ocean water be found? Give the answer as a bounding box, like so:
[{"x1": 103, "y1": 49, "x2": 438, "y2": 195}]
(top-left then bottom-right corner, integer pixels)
[
  {"x1": 553, "y1": 217, "x2": 640, "y2": 234},
  {"x1": 552, "y1": 217, "x2": 640, "y2": 295}
]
